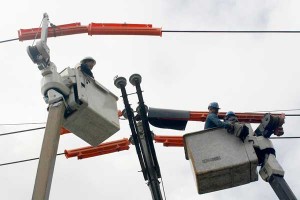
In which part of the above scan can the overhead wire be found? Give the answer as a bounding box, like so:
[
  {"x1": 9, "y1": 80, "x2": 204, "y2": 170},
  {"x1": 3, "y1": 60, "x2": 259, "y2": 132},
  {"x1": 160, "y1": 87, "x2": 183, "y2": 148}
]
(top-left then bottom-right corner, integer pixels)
[
  {"x1": 31, "y1": 17, "x2": 44, "y2": 46},
  {"x1": 270, "y1": 137, "x2": 300, "y2": 139},
  {"x1": 0, "y1": 137, "x2": 299, "y2": 167},
  {"x1": 253, "y1": 109, "x2": 300, "y2": 112},
  {"x1": 0, "y1": 122, "x2": 46, "y2": 126},
  {"x1": 0, "y1": 127, "x2": 45, "y2": 137},
  {"x1": 0, "y1": 109, "x2": 300, "y2": 137},
  {"x1": 160, "y1": 176, "x2": 167, "y2": 200},
  {"x1": 0, "y1": 153, "x2": 64, "y2": 167},
  {"x1": 0, "y1": 38, "x2": 18, "y2": 43},
  {"x1": 162, "y1": 30, "x2": 300, "y2": 33},
  {"x1": 3, "y1": 30, "x2": 300, "y2": 44}
]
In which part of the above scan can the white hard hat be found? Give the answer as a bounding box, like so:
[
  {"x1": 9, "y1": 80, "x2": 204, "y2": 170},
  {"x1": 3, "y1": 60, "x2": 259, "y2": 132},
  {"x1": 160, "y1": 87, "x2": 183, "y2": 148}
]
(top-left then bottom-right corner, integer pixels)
[{"x1": 80, "y1": 56, "x2": 96, "y2": 64}]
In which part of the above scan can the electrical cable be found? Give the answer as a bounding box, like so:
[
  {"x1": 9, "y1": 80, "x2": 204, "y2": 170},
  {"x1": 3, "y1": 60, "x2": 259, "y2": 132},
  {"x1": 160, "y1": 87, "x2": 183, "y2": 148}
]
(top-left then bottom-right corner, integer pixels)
[
  {"x1": 3, "y1": 30, "x2": 300, "y2": 44},
  {"x1": 0, "y1": 122, "x2": 46, "y2": 126},
  {"x1": 162, "y1": 30, "x2": 300, "y2": 33},
  {"x1": 0, "y1": 110, "x2": 300, "y2": 137},
  {"x1": 0, "y1": 153, "x2": 64, "y2": 167},
  {"x1": 0, "y1": 127, "x2": 45, "y2": 137},
  {"x1": 0, "y1": 136, "x2": 299, "y2": 167},
  {"x1": 160, "y1": 176, "x2": 167, "y2": 200},
  {"x1": 0, "y1": 38, "x2": 18, "y2": 43},
  {"x1": 253, "y1": 109, "x2": 300, "y2": 112},
  {"x1": 270, "y1": 137, "x2": 300, "y2": 139},
  {"x1": 32, "y1": 17, "x2": 44, "y2": 46}
]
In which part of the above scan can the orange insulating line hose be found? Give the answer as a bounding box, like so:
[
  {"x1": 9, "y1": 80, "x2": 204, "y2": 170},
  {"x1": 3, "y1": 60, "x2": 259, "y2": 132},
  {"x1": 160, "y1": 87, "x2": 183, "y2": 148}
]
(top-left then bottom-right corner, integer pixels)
[
  {"x1": 18, "y1": 23, "x2": 88, "y2": 41},
  {"x1": 87, "y1": 23, "x2": 162, "y2": 36},
  {"x1": 154, "y1": 135, "x2": 184, "y2": 147},
  {"x1": 18, "y1": 22, "x2": 162, "y2": 41},
  {"x1": 189, "y1": 112, "x2": 284, "y2": 123},
  {"x1": 64, "y1": 138, "x2": 130, "y2": 159}
]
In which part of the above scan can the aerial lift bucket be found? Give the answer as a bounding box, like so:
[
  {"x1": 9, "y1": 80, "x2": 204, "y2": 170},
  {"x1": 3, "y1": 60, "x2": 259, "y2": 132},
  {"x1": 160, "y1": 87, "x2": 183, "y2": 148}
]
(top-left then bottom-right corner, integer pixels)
[
  {"x1": 59, "y1": 67, "x2": 120, "y2": 146},
  {"x1": 183, "y1": 126, "x2": 258, "y2": 194}
]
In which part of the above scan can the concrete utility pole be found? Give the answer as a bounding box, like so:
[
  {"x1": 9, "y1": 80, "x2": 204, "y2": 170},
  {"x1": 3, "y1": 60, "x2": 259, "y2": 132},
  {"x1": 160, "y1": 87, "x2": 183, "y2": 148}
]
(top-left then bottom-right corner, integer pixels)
[
  {"x1": 32, "y1": 101, "x2": 65, "y2": 200},
  {"x1": 27, "y1": 13, "x2": 70, "y2": 200}
]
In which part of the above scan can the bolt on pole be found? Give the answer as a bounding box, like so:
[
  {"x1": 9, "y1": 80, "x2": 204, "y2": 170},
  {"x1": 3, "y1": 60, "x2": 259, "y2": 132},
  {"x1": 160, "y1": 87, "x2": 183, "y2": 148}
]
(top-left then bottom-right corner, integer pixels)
[{"x1": 32, "y1": 101, "x2": 65, "y2": 200}]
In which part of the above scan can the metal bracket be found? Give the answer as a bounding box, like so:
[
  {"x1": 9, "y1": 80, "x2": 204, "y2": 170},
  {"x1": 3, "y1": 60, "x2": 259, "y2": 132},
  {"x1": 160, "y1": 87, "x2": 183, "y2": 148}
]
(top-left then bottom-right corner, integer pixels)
[
  {"x1": 46, "y1": 89, "x2": 64, "y2": 105},
  {"x1": 259, "y1": 154, "x2": 284, "y2": 182},
  {"x1": 40, "y1": 62, "x2": 70, "y2": 103},
  {"x1": 250, "y1": 135, "x2": 274, "y2": 150},
  {"x1": 27, "y1": 13, "x2": 50, "y2": 70}
]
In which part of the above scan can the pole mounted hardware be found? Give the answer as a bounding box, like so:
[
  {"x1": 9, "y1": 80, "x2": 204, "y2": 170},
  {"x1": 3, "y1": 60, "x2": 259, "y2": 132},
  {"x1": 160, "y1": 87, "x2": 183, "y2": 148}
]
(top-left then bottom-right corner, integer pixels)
[{"x1": 115, "y1": 74, "x2": 163, "y2": 200}]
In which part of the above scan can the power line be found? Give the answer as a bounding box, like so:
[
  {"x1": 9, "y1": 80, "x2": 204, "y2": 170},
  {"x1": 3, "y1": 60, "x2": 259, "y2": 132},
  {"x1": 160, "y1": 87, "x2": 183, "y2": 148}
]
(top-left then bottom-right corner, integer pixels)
[
  {"x1": 162, "y1": 30, "x2": 300, "y2": 33},
  {"x1": 0, "y1": 38, "x2": 18, "y2": 43},
  {"x1": 253, "y1": 109, "x2": 300, "y2": 112},
  {"x1": 0, "y1": 127, "x2": 45, "y2": 137},
  {"x1": 1, "y1": 109, "x2": 298, "y2": 126},
  {"x1": 0, "y1": 153, "x2": 64, "y2": 167},
  {"x1": 270, "y1": 137, "x2": 300, "y2": 139},
  {"x1": 0, "y1": 137, "x2": 299, "y2": 167},
  {"x1": 0, "y1": 122, "x2": 46, "y2": 126},
  {"x1": 0, "y1": 111, "x2": 299, "y2": 137},
  {"x1": 3, "y1": 30, "x2": 300, "y2": 44}
]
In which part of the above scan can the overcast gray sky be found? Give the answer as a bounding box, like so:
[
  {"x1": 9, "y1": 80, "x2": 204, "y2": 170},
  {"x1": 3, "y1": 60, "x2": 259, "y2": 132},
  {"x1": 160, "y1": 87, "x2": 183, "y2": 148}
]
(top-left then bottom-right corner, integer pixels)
[{"x1": 0, "y1": 0, "x2": 299, "y2": 199}]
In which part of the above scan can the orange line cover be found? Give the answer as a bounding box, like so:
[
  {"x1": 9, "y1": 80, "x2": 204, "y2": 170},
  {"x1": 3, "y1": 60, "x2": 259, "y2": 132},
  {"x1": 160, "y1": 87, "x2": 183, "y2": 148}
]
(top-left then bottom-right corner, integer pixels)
[
  {"x1": 88, "y1": 23, "x2": 162, "y2": 36},
  {"x1": 64, "y1": 138, "x2": 130, "y2": 159},
  {"x1": 189, "y1": 112, "x2": 283, "y2": 123},
  {"x1": 18, "y1": 23, "x2": 88, "y2": 41},
  {"x1": 154, "y1": 135, "x2": 184, "y2": 147}
]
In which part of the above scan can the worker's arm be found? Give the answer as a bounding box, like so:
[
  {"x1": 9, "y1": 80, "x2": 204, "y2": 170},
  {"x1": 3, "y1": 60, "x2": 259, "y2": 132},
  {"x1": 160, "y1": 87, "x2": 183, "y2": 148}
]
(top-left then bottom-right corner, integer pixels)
[
  {"x1": 208, "y1": 114, "x2": 231, "y2": 129},
  {"x1": 80, "y1": 63, "x2": 94, "y2": 78}
]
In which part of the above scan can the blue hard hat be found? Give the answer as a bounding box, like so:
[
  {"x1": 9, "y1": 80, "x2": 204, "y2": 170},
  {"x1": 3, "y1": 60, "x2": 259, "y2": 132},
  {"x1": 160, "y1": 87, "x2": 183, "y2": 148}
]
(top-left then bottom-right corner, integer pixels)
[
  {"x1": 208, "y1": 102, "x2": 220, "y2": 109},
  {"x1": 226, "y1": 111, "x2": 236, "y2": 116}
]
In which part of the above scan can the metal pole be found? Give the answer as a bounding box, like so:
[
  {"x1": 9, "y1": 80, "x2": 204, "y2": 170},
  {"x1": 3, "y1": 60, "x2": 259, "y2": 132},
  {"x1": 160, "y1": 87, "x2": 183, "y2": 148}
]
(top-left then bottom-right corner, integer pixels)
[
  {"x1": 41, "y1": 13, "x2": 49, "y2": 43},
  {"x1": 32, "y1": 101, "x2": 65, "y2": 200},
  {"x1": 130, "y1": 74, "x2": 161, "y2": 177},
  {"x1": 114, "y1": 76, "x2": 163, "y2": 200},
  {"x1": 137, "y1": 122, "x2": 163, "y2": 200},
  {"x1": 269, "y1": 175, "x2": 297, "y2": 200},
  {"x1": 114, "y1": 77, "x2": 147, "y2": 180}
]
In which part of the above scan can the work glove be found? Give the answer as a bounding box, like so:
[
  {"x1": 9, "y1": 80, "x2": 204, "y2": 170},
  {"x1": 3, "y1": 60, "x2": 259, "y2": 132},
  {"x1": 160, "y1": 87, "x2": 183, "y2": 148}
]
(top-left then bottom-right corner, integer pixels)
[
  {"x1": 226, "y1": 123, "x2": 235, "y2": 134},
  {"x1": 229, "y1": 123, "x2": 249, "y2": 142},
  {"x1": 238, "y1": 125, "x2": 249, "y2": 142}
]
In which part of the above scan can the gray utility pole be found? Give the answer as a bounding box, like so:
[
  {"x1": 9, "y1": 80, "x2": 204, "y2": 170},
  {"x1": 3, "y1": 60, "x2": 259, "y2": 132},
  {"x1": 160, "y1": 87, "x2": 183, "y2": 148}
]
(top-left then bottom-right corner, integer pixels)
[
  {"x1": 32, "y1": 101, "x2": 65, "y2": 200},
  {"x1": 27, "y1": 13, "x2": 70, "y2": 200}
]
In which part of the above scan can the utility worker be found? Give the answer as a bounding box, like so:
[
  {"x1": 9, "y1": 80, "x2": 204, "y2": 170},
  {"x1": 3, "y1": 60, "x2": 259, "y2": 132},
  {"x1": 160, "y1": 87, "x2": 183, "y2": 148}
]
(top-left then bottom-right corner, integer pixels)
[
  {"x1": 79, "y1": 56, "x2": 96, "y2": 78},
  {"x1": 224, "y1": 111, "x2": 239, "y2": 123},
  {"x1": 204, "y1": 102, "x2": 232, "y2": 130}
]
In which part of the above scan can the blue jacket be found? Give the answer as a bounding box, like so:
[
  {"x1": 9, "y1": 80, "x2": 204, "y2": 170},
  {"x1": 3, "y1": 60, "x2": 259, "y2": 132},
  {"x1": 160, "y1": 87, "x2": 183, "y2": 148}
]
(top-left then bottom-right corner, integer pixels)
[{"x1": 204, "y1": 113, "x2": 230, "y2": 129}]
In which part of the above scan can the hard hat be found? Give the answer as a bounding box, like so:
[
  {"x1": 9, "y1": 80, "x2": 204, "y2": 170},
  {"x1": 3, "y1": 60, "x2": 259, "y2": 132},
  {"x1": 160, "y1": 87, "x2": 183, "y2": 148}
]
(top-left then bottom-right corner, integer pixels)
[
  {"x1": 226, "y1": 111, "x2": 236, "y2": 117},
  {"x1": 208, "y1": 102, "x2": 220, "y2": 109},
  {"x1": 80, "y1": 56, "x2": 96, "y2": 64}
]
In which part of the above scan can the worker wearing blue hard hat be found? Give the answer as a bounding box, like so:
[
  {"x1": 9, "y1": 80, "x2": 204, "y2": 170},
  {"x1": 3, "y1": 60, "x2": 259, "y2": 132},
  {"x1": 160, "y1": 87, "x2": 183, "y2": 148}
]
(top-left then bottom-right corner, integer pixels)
[
  {"x1": 224, "y1": 111, "x2": 239, "y2": 123},
  {"x1": 204, "y1": 102, "x2": 232, "y2": 130},
  {"x1": 79, "y1": 56, "x2": 96, "y2": 78}
]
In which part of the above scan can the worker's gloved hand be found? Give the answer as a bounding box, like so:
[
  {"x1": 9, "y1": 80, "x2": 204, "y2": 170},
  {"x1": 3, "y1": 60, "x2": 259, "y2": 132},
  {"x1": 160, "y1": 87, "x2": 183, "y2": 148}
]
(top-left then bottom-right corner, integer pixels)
[
  {"x1": 229, "y1": 123, "x2": 249, "y2": 142},
  {"x1": 226, "y1": 123, "x2": 235, "y2": 134},
  {"x1": 238, "y1": 125, "x2": 249, "y2": 142}
]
